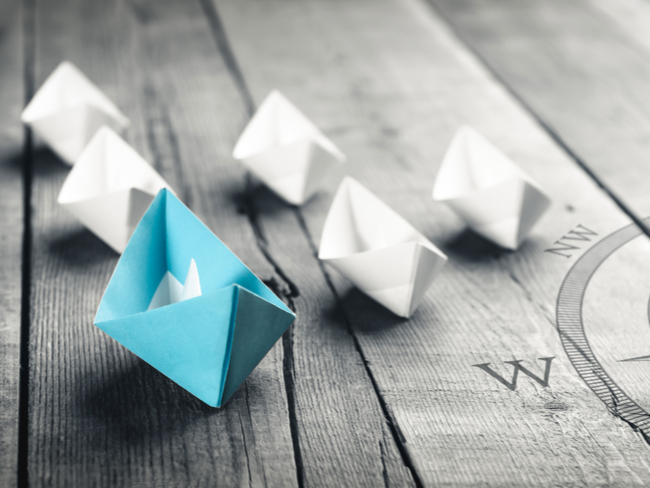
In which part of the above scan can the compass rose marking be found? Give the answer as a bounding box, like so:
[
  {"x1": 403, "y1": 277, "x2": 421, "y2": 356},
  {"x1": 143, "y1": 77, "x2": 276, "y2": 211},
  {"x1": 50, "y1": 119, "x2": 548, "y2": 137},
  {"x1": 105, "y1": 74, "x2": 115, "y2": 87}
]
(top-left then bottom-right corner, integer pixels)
[{"x1": 557, "y1": 218, "x2": 650, "y2": 438}]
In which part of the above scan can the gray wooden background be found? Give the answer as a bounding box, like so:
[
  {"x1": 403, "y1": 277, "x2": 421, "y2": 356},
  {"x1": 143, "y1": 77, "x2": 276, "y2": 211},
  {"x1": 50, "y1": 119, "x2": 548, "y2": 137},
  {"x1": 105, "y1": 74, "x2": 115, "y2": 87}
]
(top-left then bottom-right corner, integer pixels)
[{"x1": 3, "y1": 0, "x2": 650, "y2": 486}]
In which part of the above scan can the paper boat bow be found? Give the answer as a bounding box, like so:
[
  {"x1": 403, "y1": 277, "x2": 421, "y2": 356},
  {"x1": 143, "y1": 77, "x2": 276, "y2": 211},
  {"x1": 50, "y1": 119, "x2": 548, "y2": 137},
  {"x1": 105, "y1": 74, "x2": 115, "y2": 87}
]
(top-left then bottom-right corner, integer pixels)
[
  {"x1": 233, "y1": 90, "x2": 345, "y2": 205},
  {"x1": 432, "y1": 126, "x2": 551, "y2": 250},
  {"x1": 94, "y1": 189, "x2": 296, "y2": 407},
  {"x1": 58, "y1": 126, "x2": 173, "y2": 254},
  {"x1": 319, "y1": 177, "x2": 447, "y2": 318},
  {"x1": 21, "y1": 61, "x2": 130, "y2": 164}
]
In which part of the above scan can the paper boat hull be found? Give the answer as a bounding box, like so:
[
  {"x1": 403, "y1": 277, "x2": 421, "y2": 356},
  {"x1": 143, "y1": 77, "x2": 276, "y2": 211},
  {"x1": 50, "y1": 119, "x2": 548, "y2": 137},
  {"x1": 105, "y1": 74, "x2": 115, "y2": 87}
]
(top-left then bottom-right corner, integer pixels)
[
  {"x1": 323, "y1": 242, "x2": 446, "y2": 318},
  {"x1": 61, "y1": 187, "x2": 155, "y2": 254},
  {"x1": 241, "y1": 139, "x2": 342, "y2": 205},
  {"x1": 96, "y1": 285, "x2": 294, "y2": 407},
  {"x1": 443, "y1": 179, "x2": 550, "y2": 250}
]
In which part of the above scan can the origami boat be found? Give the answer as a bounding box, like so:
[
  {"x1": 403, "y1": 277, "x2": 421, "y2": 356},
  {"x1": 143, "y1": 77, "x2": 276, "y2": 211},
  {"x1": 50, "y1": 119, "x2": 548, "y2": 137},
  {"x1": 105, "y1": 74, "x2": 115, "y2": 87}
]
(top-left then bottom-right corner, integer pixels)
[
  {"x1": 432, "y1": 126, "x2": 551, "y2": 250},
  {"x1": 319, "y1": 177, "x2": 447, "y2": 318},
  {"x1": 233, "y1": 90, "x2": 345, "y2": 205},
  {"x1": 21, "y1": 61, "x2": 129, "y2": 164},
  {"x1": 94, "y1": 189, "x2": 296, "y2": 407},
  {"x1": 58, "y1": 126, "x2": 172, "y2": 253}
]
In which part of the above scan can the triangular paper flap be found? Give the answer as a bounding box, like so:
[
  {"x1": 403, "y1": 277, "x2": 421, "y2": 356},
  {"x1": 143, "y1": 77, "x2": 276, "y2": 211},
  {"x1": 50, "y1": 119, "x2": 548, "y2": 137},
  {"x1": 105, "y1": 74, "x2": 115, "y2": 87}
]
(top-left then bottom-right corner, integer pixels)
[
  {"x1": 301, "y1": 143, "x2": 346, "y2": 204},
  {"x1": 233, "y1": 90, "x2": 344, "y2": 162},
  {"x1": 22, "y1": 61, "x2": 128, "y2": 128},
  {"x1": 319, "y1": 177, "x2": 432, "y2": 260},
  {"x1": 220, "y1": 286, "x2": 296, "y2": 406},
  {"x1": 60, "y1": 188, "x2": 134, "y2": 253},
  {"x1": 28, "y1": 103, "x2": 121, "y2": 165},
  {"x1": 515, "y1": 181, "x2": 551, "y2": 244},
  {"x1": 148, "y1": 258, "x2": 202, "y2": 310},
  {"x1": 96, "y1": 286, "x2": 238, "y2": 408},
  {"x1": 323, "y1": 241, "x2": 445, "y2": 306},
  {"x1": 433, "y1": 126, "x2": 524, "y2": 201},
  {"x1": 180, "y1": 258, "x2": 202, "y2": 302},
  {"x1": 407, "y1": 244, "x2": 448, "y2": 317},
  {"x1": 443, "y1": 178, "x2": 524, "y2": 232},
  {"x1": 58, "y1": 126, "x2": 171, "y2": 204},
  {"x1": 148, "y1": 271, "x2": 184, "y2": 311},
  {"x1": 95, "y1": 189, "x2": 292, "y2": 324},
  {"x1": 240, "y1": 138, "x2": 314, "y2": 205}
]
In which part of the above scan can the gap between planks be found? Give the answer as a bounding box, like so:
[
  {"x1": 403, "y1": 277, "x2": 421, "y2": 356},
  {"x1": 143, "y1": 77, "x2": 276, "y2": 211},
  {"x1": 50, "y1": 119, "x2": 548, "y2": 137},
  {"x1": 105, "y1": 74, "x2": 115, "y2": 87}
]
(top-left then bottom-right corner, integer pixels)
[
  {"x1": 18, "y1": 0, "x2": 35, "y2": 487},
  {"x1": 421, "y1": 0, "x2": 650, "y2": 448},
  {"x1": 199, "y1": 0, "x2": 425, "y2": 484}
]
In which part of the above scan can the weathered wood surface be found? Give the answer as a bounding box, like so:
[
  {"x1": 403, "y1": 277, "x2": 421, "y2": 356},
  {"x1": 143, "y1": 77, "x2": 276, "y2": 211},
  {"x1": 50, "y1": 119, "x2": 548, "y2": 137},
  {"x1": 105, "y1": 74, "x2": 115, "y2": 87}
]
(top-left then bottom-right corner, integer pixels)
[
  {"x1": 217, "y1": 0, "x2": 650, "y2": 485},
  {"x1": 28, "y1": 0, "x2": 296, "y2": 486},
  {"x1": 0, "y1": 0, "x2": 24, "y2": 487},
  {"x1": 26, "y1": 0, "x2": 410, "y2": 486},
  {"x1": 429, "y1": 0, "x2": 650, "y2": 219},
  {"x1": 7, "y1": 0, "x2": 650, "y2": 485}
]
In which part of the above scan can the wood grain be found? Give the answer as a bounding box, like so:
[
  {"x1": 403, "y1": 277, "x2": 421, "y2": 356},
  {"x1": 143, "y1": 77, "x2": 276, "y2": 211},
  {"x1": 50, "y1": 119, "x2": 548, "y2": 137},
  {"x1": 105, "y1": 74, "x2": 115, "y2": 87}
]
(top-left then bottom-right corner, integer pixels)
[
  {"x1": 217, "y1": 0, "x2": 650, "y2": 484},
  {"x1": 429, "y1": 0, "x2": 650, "y2": 218},
  {"x1": 27, "y1": 0, "x2": 298, "y2": 485},
  {"x1": 0, "y1": 0, "x2": 24, "y2": 486}
]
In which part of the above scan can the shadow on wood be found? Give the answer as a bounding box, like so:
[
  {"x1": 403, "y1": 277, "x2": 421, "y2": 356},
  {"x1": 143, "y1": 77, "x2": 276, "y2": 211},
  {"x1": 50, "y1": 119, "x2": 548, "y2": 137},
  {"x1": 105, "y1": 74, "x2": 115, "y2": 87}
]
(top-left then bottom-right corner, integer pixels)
[
  {"x1": 46, "y1": 227, "x2": 116, "y2": 268},
  {"x1": 438, "y1": 227, "x2": 512, "y2": 262},
  {"x1": 0, "y1": 148, "x2": 24, "y2": 174},
  {"x1": 336, "y1": 288, "x2": 410, "y2": 333},
  {"x1": 32, "y1": 145, "x2": 71, "y2": 177},
  {"x1": 76, "y1": 359, "x2": 222, "y2": 447}
]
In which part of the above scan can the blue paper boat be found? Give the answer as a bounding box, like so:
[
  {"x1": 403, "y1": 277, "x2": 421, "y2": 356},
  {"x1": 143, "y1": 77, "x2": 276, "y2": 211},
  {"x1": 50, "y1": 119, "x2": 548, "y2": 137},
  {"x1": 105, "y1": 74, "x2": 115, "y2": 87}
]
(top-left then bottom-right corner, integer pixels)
[{"x1": 94, "y1": 189, "x2": 296, "y2": 407}]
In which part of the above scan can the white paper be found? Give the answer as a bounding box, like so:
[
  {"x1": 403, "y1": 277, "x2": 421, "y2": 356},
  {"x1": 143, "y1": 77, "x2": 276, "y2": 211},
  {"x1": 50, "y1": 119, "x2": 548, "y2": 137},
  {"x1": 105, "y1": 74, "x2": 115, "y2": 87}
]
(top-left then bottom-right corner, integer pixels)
[
  {"x1": 21, "y1": 61, "x2": 130, "y2": 165},
  {"x1": 148, "y1": 259, "x2": 202, "y2": 310},
  {"x1": 233, "y1": 90, "x2": 345, "y2": 205},
  {"x1": 57, "y1": 126, "x2": 173, "y2": 254},
  {"x1": 432, "y1": 126, "x2": 551, "y2": 250},
  {"x1": 319, "y1": 177, "x2": 447, "y2": 318}
]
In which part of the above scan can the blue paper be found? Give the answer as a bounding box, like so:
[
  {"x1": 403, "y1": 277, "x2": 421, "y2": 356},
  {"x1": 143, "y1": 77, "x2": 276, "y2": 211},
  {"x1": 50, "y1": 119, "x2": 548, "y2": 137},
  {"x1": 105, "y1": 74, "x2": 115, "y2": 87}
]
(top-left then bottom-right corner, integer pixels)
[{"x1": 95, "y1": 189, "x2": 296, "y2": 407}]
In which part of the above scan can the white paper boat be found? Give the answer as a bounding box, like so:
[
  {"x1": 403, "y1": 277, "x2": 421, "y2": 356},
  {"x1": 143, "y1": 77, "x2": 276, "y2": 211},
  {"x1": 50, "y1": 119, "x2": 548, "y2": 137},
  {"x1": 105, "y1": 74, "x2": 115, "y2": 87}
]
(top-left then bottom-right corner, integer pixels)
[
  {"x1": 233, "y1": 90, "x2": 345, "y2": 205},
  {"x1": 432, "y1": 126, "x2": 551, "y2": 250},
  {"x1": 319, "y1": 177, "x2": 447, "y2": 318},
  {"x1": 21, "y1": 61, "x2": 130, "y2": 165},
  {"x1": 57, "y1": 126, "x2": 173, "y2": 253},
  {"x1": 148, "y1": 259, "x2": 202, "y2": 310}
]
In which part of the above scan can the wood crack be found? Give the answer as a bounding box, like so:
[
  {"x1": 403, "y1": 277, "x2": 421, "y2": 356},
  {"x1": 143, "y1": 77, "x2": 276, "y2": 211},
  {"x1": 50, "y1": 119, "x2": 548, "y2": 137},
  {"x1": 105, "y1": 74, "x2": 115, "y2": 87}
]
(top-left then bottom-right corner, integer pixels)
[
  {"x1": 294, "y1": 211, "x2": 423, "y2": 488},
  {"x1": 198, "y1": 0, "x2": 420, "y2": 483}
]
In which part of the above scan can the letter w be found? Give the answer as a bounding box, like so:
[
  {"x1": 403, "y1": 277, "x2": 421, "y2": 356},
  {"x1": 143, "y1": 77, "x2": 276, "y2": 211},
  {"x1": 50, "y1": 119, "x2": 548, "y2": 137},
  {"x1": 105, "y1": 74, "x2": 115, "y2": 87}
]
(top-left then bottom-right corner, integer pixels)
[
  {"x1": 473, "y1": 357, "x2": 555, "y2": 391},
  {"x1": 562, "y1": 224, "x2": 598, "y2": 242},
  {"x1": 544, "y1": 240, "x2": 581, "y2": 258},
  {"x1": 545, "y1": 224, "x2": 598, "y2": 258}
]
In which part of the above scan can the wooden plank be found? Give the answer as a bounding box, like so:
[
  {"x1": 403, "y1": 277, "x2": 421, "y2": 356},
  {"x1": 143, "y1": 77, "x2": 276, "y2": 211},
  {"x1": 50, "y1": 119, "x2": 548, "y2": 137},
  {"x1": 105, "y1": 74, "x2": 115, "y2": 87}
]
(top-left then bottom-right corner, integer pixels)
[
  {"x1": 26, "y1": 0, "x2": 413, "y2": 485},
  {"x1": 216, "y1": 0, "x2": 650, "y2": 484},
  {"x1": 588, "y1": 0, "x2": 650, "y2": 53},
  {"x1": 27, "y1": 0, "x2": 299, "y2": 485},
  {"x1": 0, "y1": 0, "x2": 24, "y2": 486},
  {"x1": 429, "y1": 0, "x2": 650, "y2": 218}
]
